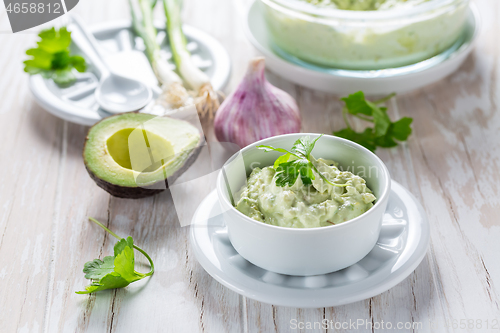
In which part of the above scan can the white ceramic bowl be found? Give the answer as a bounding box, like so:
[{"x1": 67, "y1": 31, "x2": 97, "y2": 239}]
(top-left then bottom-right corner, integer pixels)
[
  {"x1": 216, "y1": 133, "x2": 391, "y2": 276},
  {"x1": 261, "y1": 0, "x2": 469, "y2": 70}
]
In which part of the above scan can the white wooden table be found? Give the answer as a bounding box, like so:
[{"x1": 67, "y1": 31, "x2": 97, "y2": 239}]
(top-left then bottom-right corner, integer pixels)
[{"x1": 1, "y1": 0, "x2": 499, "y2": 332}]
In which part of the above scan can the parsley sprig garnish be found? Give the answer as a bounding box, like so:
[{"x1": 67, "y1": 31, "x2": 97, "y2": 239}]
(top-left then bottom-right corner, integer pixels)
[
  {"x1": 333, "y1": 91, "x2": 413, "y2": 152},
  {"x1": 76, "y1": 218, "x2": 154, "y2": 294},
  {"x1": 257, "y1": 135, "x2": 347, "y2": 188},
  {"x1": 24, "y1": 27, "x2": 86, "y2": 86}
]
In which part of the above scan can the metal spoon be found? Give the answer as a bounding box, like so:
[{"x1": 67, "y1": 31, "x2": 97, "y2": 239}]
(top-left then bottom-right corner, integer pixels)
[{"x1": 69, "y1": 15, "x2": 153, "y2": 114}]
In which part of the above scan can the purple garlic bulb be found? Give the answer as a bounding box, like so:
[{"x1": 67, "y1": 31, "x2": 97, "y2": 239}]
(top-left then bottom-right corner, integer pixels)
[{"x1": 214, "y1": 57, "x2": 301, "y2": 148}]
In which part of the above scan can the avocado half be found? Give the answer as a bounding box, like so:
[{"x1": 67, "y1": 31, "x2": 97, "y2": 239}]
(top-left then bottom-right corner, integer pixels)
[{"x1": 83, "y1": 113, "x2": 202, "y2": 199}]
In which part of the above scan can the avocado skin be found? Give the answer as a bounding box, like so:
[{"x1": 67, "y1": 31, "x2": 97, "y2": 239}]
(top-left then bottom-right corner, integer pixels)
[
  {"x1": 84, "y1": 164, "x2": 163, "y2": 198},
  {"x1": 84, "y1": 140, "x2": 203, "y2": 199}
]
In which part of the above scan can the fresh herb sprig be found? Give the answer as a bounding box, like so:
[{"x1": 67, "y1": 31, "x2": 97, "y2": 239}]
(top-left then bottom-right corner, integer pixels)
[
  {"x1": 258, "y1": 135, "x2": 347, "y2": 188},
  {"x1": 333, "y1": 91, "x2": 413, "y2": 152},
  {"x1": 24, "y1": 27, "x2": 86, "y2": 86},
  {"x1": 76, "y1": 218, "x2": 154, "y2": 294}
]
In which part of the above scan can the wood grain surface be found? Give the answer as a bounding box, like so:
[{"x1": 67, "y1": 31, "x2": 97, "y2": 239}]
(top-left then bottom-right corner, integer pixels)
[{"x1": 0, "y1": 0, "x2": 499, "y2": 332}]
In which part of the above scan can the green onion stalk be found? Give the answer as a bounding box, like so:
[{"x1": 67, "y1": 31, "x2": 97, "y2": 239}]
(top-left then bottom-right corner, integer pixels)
[
  {"x1": 129, "y1": 0, "x2": 190, "y2": 108},
  {"x1": 163, "y1": 0, "x2": 220, "y2": 118}
]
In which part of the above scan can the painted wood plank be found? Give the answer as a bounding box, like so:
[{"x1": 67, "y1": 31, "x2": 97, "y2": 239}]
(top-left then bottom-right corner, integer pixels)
[{"x1": 0, "y1": 36, "x2": 64, "y2": 332}]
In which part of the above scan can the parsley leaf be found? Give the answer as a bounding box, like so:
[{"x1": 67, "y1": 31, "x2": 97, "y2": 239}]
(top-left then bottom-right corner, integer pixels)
[
  {"x1": 258, "y1": 135, "x2": 322, "y2": 161},
  {"x1": 333, "y1": 128, "x2": 377, "y2": 152},
  {"x1": 273, "y1": 152, "x2": 292, "y2": 169},
  {"x1": 82, "y1": 256, "x2": 115, "y2": 280},
  {"x1": 256, "y1": 145, "x2": 292, "y2": 155},
  {"x1": 24, "y1": 27, "x2": 86, "y2": 86},
  {"x1": 290, "y1": 135, "x2": 322, "y2": 159},
  {"x1": 388, "y1": 117, "x2": 413, "y2": 141},
  {"x1": 371, "y1": 106, "x2": 391, "y2": 137},
  {"x1": 275, "y1": 159, "x2": 314, "y2": 187},
  {"x1": 76, "y1": 218, "x2": 154, "y2": 294},
  {"x1": 257, "y1": 135, "x2": 346, "y2": 188},
  {"x1": 334, "y1": 92, "x2": 412, "y2": 152},
  {"x1": 341, "y1": 91, "x2": 374, "y2": 116}
]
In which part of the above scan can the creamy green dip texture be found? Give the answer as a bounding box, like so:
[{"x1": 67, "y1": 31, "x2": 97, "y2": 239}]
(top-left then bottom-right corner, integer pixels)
[
  {"x1": 300, "y1": 0, "x2": 430, "y2": 11},
  {"x1": 235, "y1": 157, "x2": 376, "y2": 228}
]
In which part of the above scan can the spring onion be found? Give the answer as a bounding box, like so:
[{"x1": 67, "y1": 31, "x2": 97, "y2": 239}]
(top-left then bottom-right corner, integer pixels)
[
  {"x1": 163, "y1": 0, "x2": 220, "y2": 117},
  {"x1": 128, "y1": 0, "x2": 190, "y2": 107}
]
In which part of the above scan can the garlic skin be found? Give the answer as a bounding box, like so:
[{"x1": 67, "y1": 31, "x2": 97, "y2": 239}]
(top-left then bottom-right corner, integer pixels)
[{"x1": 214, "y1": 57, "x2": 301, "y2": 148}]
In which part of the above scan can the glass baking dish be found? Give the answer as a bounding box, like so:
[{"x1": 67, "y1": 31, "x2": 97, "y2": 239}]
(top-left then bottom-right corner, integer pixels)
[{"x1": 261, "y1": 0, "x2": 469, "y2": 70}]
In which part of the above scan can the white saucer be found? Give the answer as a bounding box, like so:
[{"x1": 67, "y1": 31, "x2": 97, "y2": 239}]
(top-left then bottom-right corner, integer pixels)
[
  {"x1": 190, "y1": 180, "x2": 430, "y2": 308},
  {"x1": 245, "y1": 1, "x2": 480, "y2": 96},
  {"x1": 29, "y1": 21, "x2": 231, "y2": 126}
]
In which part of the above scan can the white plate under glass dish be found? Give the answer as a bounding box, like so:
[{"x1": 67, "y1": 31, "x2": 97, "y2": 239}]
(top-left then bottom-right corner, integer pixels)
[
  {"x1": 245, "y1": 1, "x2": 480, "y2": 95},
  {"x1": 190, "y1": 181, "x2": 430, "y2": 308},
  {"x1": 29, "y1": 21, "x2": 231, "y2": 126}
]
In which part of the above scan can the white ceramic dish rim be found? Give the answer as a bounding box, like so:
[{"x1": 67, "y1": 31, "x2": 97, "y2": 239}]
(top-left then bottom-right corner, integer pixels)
[
  {"x1": 267, "y1": 0, "x2": 466, "y2": 20},
  {"x1": 217, "y1": 133, "x2": 391, "y2": 233},
  {"x1": 88, "y1": 20, "x2": 231, "y2": 92},
  {"x1": 190, "y1": 181, "x2": 430, "y2": 307},
  {"x1": 29, "y1": 20, "x2": 231, "y2": 126}
]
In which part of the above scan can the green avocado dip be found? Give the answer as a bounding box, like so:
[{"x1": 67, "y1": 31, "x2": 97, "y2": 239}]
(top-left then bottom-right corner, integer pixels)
[
  {"x1": 263, "y1": 0, "x2": 468, "y2": 69},
  {"x1": 235, "y1": 156, "x2": 376, "y2": 228},
  {"x1": 300, "y1": 0, "x2": 430, "y2": 11}
]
